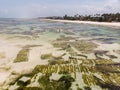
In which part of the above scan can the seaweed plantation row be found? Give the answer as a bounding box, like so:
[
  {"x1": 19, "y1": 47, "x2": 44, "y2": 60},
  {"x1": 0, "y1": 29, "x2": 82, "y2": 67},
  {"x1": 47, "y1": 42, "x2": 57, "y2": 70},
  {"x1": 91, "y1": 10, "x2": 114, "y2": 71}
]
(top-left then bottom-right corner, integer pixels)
[{"x1": 32, "y1": 64, "x2": 96, "y2": 75}]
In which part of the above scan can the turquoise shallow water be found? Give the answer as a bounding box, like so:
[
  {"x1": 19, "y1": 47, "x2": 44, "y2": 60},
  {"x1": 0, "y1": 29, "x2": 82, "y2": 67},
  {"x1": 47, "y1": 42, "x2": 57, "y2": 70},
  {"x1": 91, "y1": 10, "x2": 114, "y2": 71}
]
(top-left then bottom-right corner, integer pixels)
[{"x1": 0, "y1": 19, "x2": 120, "y2": 44}]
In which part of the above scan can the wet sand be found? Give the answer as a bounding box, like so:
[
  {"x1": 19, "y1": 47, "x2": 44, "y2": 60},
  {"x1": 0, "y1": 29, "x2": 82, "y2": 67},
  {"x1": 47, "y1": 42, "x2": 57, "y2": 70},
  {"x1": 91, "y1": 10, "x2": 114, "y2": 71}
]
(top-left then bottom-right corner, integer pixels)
[{"x1": 42, "y1": 19, "x2": 120, "y2": 27}]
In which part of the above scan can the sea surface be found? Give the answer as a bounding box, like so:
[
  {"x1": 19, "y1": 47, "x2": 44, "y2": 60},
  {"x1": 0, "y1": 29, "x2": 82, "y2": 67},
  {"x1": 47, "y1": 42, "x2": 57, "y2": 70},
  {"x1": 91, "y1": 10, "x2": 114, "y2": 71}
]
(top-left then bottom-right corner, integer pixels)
[{"x1": 0, "y1": 18, "x2": 120, "y2": 44}]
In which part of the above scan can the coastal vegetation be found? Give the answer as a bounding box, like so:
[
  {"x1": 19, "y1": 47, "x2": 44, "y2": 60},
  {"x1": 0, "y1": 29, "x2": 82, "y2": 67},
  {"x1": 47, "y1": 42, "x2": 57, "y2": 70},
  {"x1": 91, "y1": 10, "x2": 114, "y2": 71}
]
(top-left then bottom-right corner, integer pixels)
[{"x1": 46, "y1": 13, "x2": 120, "y2": 22}]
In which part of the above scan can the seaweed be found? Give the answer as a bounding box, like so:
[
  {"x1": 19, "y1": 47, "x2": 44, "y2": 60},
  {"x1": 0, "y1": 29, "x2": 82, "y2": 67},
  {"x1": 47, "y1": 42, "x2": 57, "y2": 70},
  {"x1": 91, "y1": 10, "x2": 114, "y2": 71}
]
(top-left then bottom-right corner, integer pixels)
[
  {"x1": 58, "y1": 75, "x2": 75, "y2": 90},
  {"x1": 52, "y1": 40, "x2": 68, "y2": 49},
  {"x1": 96, "y1": 63, "x2": 120, "y2": 73},
  {"x1": 66, "y1": 46, "x2": 78, "y2": 56},
  {"x1": 37, "y1": 74, "x2": 74, "y2": 90},
  {"x1": 70, "y1": 40, "x2": 97, "y2": 53},
  {"x1": 23, "y1": 45, "x2": 42, "y2": 49},
  {"x1": 56, "y1": 36, "x2": 76, "y2": 41},
  {"x1": 94, "y1": 76, "x2": 120, "y2": 90},
  {"x1": 84, "y1": 86, "x2": 91, "y2": 90},
  {"x1": 48, "y1": 59, "x2": 69, "y2": 65},
  {"x1": 14, "y1": 48, "x2": 29, "y2": 63},
  {"x1": 82, "y1": 74, "x2": 97, "y2": 86},
  {"x1": 17, "y1": 80, "x2": 30, "y2": 87},
  {"x1": 52, "y1": 36, "x2": 76, "y2": 49},
  {"x1": 41, "y1": 53, "x2": 52, "y2": 60},
  {"x1": 77, "y1": 87, "x2": 83, "y2": 90},
  {"x1": 16, "y1": 87, "x2": 42, "y2": 90}
]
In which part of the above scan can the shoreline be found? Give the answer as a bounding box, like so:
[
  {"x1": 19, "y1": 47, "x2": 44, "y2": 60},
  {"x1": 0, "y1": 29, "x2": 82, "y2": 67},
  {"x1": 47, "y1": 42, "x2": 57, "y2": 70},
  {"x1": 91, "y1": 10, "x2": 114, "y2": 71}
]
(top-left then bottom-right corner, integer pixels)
[{"x1": 41, "y1": 19, "x2": 120, "y2": 27}]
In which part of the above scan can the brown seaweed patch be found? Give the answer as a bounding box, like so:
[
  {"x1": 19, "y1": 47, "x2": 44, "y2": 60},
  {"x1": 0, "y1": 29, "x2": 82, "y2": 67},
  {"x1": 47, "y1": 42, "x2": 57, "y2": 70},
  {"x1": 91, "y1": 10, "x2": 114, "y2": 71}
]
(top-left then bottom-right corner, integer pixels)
[
  {"x1": 48, "y1": 59, "x2": 70, "y2": 65},
  {"x1": 23, "y1": 45, "x2": 42, "y2": 49},
  {"x1": 37, "y1": 74, "x2": 75, "y2": 90},
  {"x1": 70, "y1": 40, "x2": 98, "y2": 53},
  {"x1": 52, "y1": 40, "x2": 68, "y2": 49},
  {"x1": 82, "y1": 74, "x2": 97, "y2": 86},
  {"x1": 7, "y1": 35, "x2": 32, "y2": 40},
  {"x1": 14, "y1": 48, "x2": 29, "y2": 63},
  {"x1": 96, "y1": 63, "x2": 120, "y2": 73},
  {"x1": 41, "y1": 53, "x2": 52, "y2": 60},
  {"x1": 94, "y1": 59, "x2": 114, "y2": 64},
  {"x1": 16, "y1": 87, "x2": 42, "y2": 90},
  {"x1": 52, "y1": 36, "x2": 76, "y2": 49},
  {"x1": 94, "y1": 75, "x2": 120, "y2": 90}
]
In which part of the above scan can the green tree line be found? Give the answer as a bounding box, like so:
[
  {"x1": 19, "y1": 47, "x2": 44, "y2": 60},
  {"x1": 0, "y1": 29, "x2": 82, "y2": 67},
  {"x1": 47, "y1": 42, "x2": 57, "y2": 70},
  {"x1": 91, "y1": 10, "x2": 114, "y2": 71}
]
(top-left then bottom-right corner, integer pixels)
[{"x1": 46, "y1": 13, "x2": 120, "y2": 22}]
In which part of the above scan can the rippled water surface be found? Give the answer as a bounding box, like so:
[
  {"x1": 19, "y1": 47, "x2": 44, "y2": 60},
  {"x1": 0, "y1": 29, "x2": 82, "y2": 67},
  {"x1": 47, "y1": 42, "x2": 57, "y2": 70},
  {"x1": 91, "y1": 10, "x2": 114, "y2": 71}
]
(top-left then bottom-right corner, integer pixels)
[{"x1": 0, "y1": 19, "x2": 120, "y2": 43}]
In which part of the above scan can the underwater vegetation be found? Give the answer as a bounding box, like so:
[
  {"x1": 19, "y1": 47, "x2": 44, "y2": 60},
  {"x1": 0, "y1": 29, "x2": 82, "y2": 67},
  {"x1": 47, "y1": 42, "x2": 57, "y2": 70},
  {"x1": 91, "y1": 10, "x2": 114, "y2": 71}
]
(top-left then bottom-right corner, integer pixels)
[
  {"x1": 41, "y1": 53, "x2": 52, "y2": 60},
  {"x1": 40, "y1": 53, "x2": 69, "y2": 65},
  {"x1": 52, "y1": 40, "x2": 68, "y2": 49},
  {"x1": 48, "y1": 59, "x2": 70, "y2": 65},
  {"x1": 14, "y1": 44, "x2": 42, "y2": 63},
  {"x1": 52, "y1": 36, "x2": 75, "y2": 49},
  {"x1": 70, "y1": 40, "x2": 97, "y2": 53},
  {"x1": 1, "y1": 18, "x2": 120, "y2": 90},
  {"x1": 23, "y1": 45, "x2": 42, "y2": 49},
  {"x1": 66, "y1": 46, "x2": 78, "y2": 56},
  {"x1": 14, "y1": 48, "x2": 29, "y2": 63},
  {"x1": 11, "y1": 58, "x2": 120, "y2": 90},
  {"x1": 7, "y1": 35, "x2": 32, "y2": 40},
  {"x1": 16, "y1": 74, "x2": 75, "y2": 90},
  {"x1": 52, "y1": 36, "x2": 97, "y2": 54},
  {"x1": 16, "y1": 87, "x2": 42, "y2": 90}
]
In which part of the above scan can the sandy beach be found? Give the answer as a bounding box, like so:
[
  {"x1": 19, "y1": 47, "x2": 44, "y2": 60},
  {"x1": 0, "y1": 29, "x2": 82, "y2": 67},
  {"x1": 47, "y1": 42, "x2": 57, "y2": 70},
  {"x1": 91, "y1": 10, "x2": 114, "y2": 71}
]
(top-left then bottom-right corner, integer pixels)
[{"x1": 42, "y1": 19, "x2": 120, "y2": 27}]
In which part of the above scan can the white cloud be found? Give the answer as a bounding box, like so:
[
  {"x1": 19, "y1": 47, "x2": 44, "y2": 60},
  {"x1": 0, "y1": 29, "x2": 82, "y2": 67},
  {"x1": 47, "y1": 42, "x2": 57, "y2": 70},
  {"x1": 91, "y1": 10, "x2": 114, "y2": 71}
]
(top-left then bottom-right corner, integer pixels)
[
  {"x1": 101, "y1": 0, "x2": 120, "y2": 13},
  {"x1": 0, "y1": 0, "x2": 120, "y2": 18}
]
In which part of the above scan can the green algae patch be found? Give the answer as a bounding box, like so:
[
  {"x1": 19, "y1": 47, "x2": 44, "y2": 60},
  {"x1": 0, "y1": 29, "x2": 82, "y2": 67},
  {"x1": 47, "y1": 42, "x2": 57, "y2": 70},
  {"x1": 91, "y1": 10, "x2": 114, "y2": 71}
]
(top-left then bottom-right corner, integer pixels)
[{"x1": 14, "y1": 48, "x2": 29, "y2": 63}]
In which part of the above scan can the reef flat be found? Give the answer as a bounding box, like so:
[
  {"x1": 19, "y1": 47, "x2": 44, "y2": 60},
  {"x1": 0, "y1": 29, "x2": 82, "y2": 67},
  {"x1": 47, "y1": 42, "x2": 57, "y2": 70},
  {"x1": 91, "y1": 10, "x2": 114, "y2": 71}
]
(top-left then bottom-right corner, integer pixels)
[{"x1": 0, "y1": 19, "x2": 120, "y2": 90}]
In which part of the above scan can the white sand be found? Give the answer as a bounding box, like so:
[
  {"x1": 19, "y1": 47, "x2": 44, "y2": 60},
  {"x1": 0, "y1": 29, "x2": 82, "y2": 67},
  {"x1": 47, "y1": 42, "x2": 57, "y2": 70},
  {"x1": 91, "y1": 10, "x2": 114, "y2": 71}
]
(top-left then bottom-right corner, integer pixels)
[{"x1": 42, "y1": 19, "x2": 120, "y2": 27}]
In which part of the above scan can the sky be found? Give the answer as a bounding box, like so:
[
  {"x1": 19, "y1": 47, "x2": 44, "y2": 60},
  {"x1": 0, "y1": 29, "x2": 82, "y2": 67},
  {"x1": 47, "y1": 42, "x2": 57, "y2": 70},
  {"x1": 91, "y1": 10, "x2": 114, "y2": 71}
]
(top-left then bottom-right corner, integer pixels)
[{"x1": 0, "y1": 0, "x2": 120, "y2": 18}]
